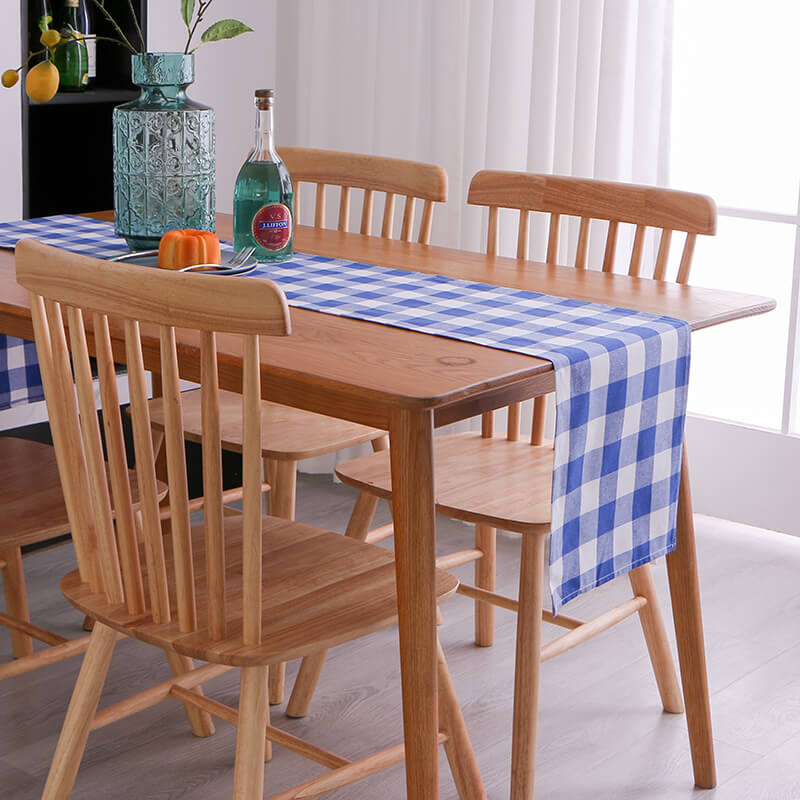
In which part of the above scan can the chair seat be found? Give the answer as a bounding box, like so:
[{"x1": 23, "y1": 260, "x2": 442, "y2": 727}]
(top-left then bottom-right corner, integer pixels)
[
  {"x1": 61, "y1": 513, "x2": 459, "y2": 667},
  {"x1": 0, "y1": 438, "x2": 72, "y2": 550},
  {"x1": 148, "y1": 389, "x2": 384, "y2": 461},
  {"x1": 336, "y1": 431, "x2": 555, "y2": 533},
  {"x1": 0, "y1": 437, "x2": 166, "y2": 552}
]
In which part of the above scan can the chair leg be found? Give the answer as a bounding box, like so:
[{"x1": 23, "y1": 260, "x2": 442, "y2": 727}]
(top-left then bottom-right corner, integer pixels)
[
  {"x1": 437, "y1": 639, "x2": 486, "y2": 800},
  {"x1": 267, "y1": 460, "x2": 297, "y2": 706},
  {"x1": 165, "y1": 651, "x2": 216, "y2": 737},
  {"x1": 285, "y1": 488, "x2": 381, "y2": 718},
  {"x1": 474, "y1": 525, "x2": 497, "y2": 647},
  {"x1": 41, "y1": 623, "x2": 118, "y2": 800},
  {"x1": 263, "y1": 457, "x2": 277, "y2": 514},
  {"x1": 629, "y1": 563, "x2": 685, "y2": 714},
  {"x1": 666, "y1": 446, "x2": 716, "y2": 788},
  {"x1": 510, "y1": 534, "x2": 546, "y2": 800},
  {"x1": 1, "y1": 547, "x2": 34, "y2": 658},
  {"x1": 233, "y1": 666, "x2": 269, "y2": 799}
]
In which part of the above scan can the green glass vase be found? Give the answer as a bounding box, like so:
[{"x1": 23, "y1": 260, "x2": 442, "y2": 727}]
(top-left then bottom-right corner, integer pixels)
[{"x1": 112, "y1": 53, "x2": 215, "y2": 251}]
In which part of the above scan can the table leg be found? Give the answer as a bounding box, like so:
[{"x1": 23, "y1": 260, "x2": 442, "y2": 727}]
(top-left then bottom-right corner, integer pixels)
[
  {"x1": 389, "y1": 407, "x2": 439, "y2": 800},
  {"x1": 665, "y1": 444, "x2": 716, "y2": 788}
]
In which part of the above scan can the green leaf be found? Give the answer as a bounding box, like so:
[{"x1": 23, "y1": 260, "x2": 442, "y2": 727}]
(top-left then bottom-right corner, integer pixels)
[
  {"x1": 37, "y1": 14, "x2": 53, "y2": 33},
  {"x1": 200, "y1": 19, "x2": 253, "y2": 43},
  {"x1": 181, "y1": 0, "x2": 195, "y2": 29}
]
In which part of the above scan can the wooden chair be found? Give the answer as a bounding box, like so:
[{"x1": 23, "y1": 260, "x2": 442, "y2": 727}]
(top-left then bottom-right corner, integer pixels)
[
  {"x1": 296, "y1": 171, "x2": 717, "y2": 795},
  {"x1": 147, "y1": 146, "x2": 448, "y2": 705},
  {"x1": 17, "y1": 239, "x2": 483, "y2": 800},
  {"x1": 0, "y1": 439, "x2": 180, "y2": 687},
  {"x1": 0, "y1": 437, "x2": 95, "y2": 680}
]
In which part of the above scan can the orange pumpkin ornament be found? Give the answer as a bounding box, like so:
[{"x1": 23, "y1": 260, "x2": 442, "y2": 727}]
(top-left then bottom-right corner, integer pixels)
[{"x1": 158, "y1": 229, "x2": 221, "y2": 270}]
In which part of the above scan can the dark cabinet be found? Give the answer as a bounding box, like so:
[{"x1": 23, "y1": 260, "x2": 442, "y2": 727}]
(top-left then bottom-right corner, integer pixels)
[{"x1": 21, "y1": 0, "x2": 147, "y2": 218}]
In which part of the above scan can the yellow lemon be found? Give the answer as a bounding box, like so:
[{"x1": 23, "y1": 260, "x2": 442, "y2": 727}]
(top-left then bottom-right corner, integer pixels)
[
  {"x1": 1, "y1": 69, "x2": 18, "y2": 88},
  {"x1": 25, "y1": 60, "x2": 59, "y2": 104},
  {"x1": 40, "y1": 29, "x2": 61, "y2": 48}
]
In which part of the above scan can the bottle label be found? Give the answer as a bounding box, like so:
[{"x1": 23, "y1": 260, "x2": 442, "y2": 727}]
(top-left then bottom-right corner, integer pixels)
[
  {"x1": 252, "y1": 204, "x2": 292, "y2": 250},
  {"x1": 86, "y1": 40, "x2": 96, "y2": 79}
]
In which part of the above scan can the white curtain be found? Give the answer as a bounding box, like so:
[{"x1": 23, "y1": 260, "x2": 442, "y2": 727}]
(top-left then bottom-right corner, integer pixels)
[{"x1": 274, "y1": 0, "x2": 675, "y2": 473}]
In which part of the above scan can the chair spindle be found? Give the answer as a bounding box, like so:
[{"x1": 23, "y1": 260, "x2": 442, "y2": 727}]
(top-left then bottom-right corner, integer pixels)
[
  {"x1": 124, "y1": 319, "x2": 171, "y2": 624},
  {"x1": 27, "y1": 296, "x2": 95, "y2": 591},
  {"x1": 419, "y1": 199, "x2": 434, "y2": 244},
  {"x1": 487, "y1": 207, "x2": 499, "y2": 257},
  {"x1": 677, "y1": 233, "x2": 696, "y2": 285},
  {"x1": 44, "y1": 300, "x2": 105, "y2": 595},
  {"x1": 629, "y1": 224, "x2": 646, "y2": 277},
  {"x1": 338, "y1": 186, "x2": 351, "y2": 232},
  {"x1": 201, "y1": 331, "x2": 227, "y2": 639},
  {"x1": 360, "y1": 188, "x2": 374, "y2": 235},
  {"x1": 602, "y1": 220, "x2": 619, "y2": 272},
  {"x1": 93, "y1": 312, "x2": 145, "y2": 615},
  {"x1": 160, "y1": 325, "x2": 197, "y2": 633},
  {"x1": 575, "y1": 217, "x2": 590, "y2": 268},
  {"x1": 66, "y1": 306, "x2": 124, "y2": 606},
  {"x1": 314, "y1": 183, "x2": 326, "y2": 228},
  {"x1": 241, "y1": 334, "x2": 263, "y2": 647},
  {"x1": 400, "y1": 195, "x2": 415, "y2": 241},
  {"x1": 530, "y1": 396, "x2": 547, "y2": 446},
  {"x1": 546, "y1": 213, "x2": 560, "y2": 264},
  {"x1": 516, "y1": 210, "x2": 530, "y2": 260},
  {"x1": 506, "y1": 403, "x2": 521, "y2": 441},
  {"x1": 653, "y1": 229, "x2": 673, "y2": 280},
  {"x1": 382, "y1": 192, "x2": 396, "y2": 238}
]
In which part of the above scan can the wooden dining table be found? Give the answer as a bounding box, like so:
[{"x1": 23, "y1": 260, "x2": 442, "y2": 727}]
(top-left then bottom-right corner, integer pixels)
[{"x1": 0, "y1": 211, "x2": 775, "y2": 798}]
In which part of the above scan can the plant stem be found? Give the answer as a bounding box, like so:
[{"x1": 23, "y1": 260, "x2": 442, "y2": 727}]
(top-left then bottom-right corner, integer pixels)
[
  {"x1": 184, "y1": 0, "x2": 215, "y2": 55},
  {"x1": 125, "y1": 0, "x2": 146, "y2": 51},
  {"x1": 65, "y1": 33, "x2": 139, "y2": 50},
  {"x1": 87, "y1": 0, "x2": 138, "y2": 54}
]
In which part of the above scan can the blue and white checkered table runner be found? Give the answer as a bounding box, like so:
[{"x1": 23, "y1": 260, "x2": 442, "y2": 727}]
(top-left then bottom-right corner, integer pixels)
[{"x1": 0, "y1": 215, "x2": 691, "y2": 612}]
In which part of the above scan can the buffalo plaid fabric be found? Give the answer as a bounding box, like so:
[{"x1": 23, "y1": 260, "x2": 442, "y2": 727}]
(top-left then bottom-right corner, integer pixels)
[
  {"x1": 252, "y1": 255, "x2": 691, "y2": 613},
  {"x1": 0, "y1": 335, "x2": 43, "y2": 408},
  {"x1": 0, "y1": 218, "x2": 691, "y2": 611},
  {"x1": 0, "y1": 214, "x2": 130, "y2": 259},
  {"x1": 0, "y1": 215, "x2": 133, "y2": 410}
]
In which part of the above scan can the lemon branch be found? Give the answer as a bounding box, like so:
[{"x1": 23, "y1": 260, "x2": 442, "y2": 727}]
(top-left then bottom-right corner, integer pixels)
[
  {"x1": 125, "y1": 0, "x2": 146, "y2": 52},
  {"x1": 87, "y1": 0, "x2": 138, "y2": 54},
  {"x1": 183, "y1": 0, "x2": 214, "y2": 55}
]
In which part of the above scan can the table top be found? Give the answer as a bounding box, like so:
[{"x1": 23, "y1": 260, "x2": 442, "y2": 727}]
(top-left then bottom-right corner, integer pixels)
[{"x1": 0, "y1": 212, "x2": 775, "y2": 429}]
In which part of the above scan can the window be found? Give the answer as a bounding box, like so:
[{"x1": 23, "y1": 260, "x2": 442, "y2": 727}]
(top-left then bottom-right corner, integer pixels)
[{"x1": 670, "y1": 1, "x2": 800, "y2": 432}]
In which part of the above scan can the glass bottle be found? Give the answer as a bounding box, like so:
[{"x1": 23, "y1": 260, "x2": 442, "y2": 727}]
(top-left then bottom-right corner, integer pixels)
[
  {"x1": 29, "y1": 0, "x2": 53, "y2": 67},
  {"x1": 53, "y1": 0, "x2": 88, "y2": 92},
  {"x1": 74, "y1": 0, "x2": 95, "y2": 85},
  {"x1": 233, "y1": 89, "x2": 294, "y2": 262}
]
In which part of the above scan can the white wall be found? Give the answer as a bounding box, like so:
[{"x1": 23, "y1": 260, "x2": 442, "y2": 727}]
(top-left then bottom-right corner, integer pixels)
[
  {"x1": 686, "y1": 415, "x2": 800, "y2": 537},
  {"x1": 0, "y1": 1, "x2": 22, "y2": 222},
  {"x1": 147, "y1": 0, "x2": 278, "y2": 213}
]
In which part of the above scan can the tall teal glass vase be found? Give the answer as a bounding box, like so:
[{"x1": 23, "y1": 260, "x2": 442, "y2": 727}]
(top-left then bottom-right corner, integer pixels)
[{"x1": 113, "y1": 53, "x2": 215, "y2": 251}]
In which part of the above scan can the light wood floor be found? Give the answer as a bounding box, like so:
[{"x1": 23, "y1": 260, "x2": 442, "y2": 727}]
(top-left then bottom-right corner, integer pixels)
[{"x1": 2, "y1": 474, "x2": 800, "y2": 799}]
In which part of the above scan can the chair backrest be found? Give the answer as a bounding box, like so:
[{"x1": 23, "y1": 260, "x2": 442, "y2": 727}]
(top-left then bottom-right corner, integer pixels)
[
  {"x1": 16, "y1": 239, "x2": 291, "y2": 647},
  {"x1": 467, "y1": 170, "x2": 717, "y2": 444},
  {"x1": 278, "y1": 146, "x2": 448, "y2": 244}
]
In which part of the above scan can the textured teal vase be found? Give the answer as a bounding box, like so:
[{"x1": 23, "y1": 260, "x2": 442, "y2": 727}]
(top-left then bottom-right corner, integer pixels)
[{"x1": 113, "y1": 53, "x2": 215, "y2": 251}]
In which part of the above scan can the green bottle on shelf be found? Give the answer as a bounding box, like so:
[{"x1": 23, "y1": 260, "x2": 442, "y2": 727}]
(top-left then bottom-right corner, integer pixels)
[
  {"x1": 233, "y1": 89, "x2": 294, "y2": 263},
  {"x1": 53, "y1": 0, "x2": 88, "y2": 92},
  {"x1": 29, "y1": 0, "x2": 53, "y2": 67}
]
